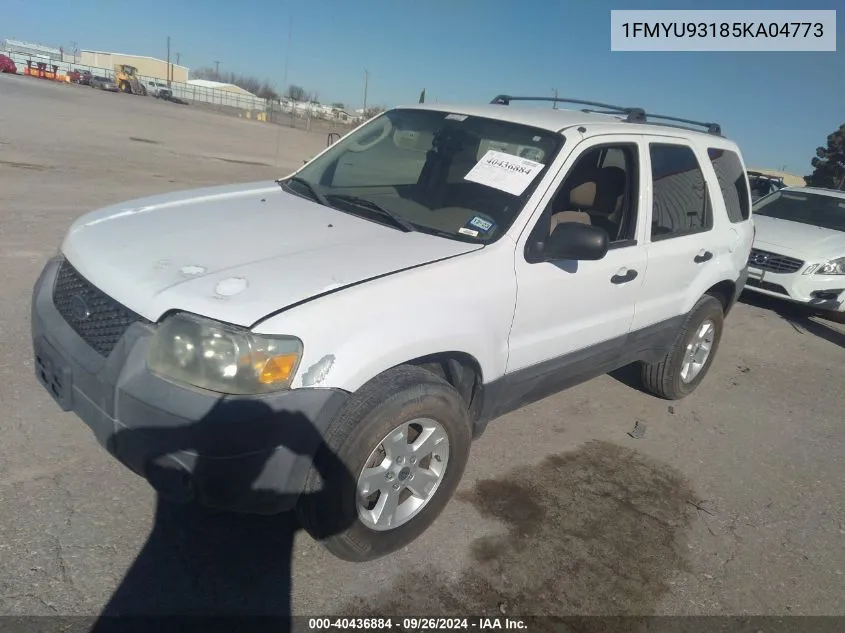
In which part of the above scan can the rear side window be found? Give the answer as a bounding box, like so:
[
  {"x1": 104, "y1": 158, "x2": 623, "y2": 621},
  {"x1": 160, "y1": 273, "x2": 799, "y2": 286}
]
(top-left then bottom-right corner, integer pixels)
[
  {"x1": 649, "y1": 143, "x2": 713, "y2": 240},
  {"x1": 708, "y1": 148, "x2": 750, "y2": 222}
]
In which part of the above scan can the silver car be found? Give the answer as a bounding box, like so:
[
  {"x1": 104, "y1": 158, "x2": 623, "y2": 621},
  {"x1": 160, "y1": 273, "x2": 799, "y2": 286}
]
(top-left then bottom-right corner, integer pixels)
[{"x1": 91, "y1": 76, "x2": 118, "y2": 92}]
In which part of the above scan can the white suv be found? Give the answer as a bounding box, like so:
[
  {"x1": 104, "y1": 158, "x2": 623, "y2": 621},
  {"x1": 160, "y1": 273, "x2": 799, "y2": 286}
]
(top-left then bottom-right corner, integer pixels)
[
  {"x1": 145, "y1": 79, "x2": 173, "y2": 99},
  {"x1": 31, "y1": 95, "x2": 754, "y2": 562},
  {"x1": 745, "y1": 186, "x2": 845, "y2": 321}
]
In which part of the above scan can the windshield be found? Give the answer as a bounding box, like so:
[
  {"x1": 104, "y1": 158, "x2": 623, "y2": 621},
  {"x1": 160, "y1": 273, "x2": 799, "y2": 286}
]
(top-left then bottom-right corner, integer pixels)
[
  {"x1": 288, "y1": 108, "x2": 564, "y2": 242},
  {"x1": 753, "y1": 190, "x2": 845, "y2": 232}
]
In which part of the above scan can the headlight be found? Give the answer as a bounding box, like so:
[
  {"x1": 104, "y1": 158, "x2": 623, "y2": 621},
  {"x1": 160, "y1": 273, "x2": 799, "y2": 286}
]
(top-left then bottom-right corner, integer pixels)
[
  {"x1": 147, "y1": 313, "x2": 303, "y2": 394},
  {"x1": 814, "y1": 257, "x2": 845, "y2": 276}
]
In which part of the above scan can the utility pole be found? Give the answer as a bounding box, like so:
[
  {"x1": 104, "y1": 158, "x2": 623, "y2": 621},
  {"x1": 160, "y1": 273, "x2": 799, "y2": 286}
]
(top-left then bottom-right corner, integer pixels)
[
  {"x1": 282, "y1": 14, "x2": 292, "y2": 96},
  {"x1": 175, "y1": 53, "x2": 180, "y2": 65},
  {"x1": 363, "y1": 69, "x2": 369, "y2": 114},
  {"x1": 166, "y1": 36, "x2": 171, "y2": 84},
  {"x1": 214, "y1": 60, "x2": 220, "y2": 79},
  {"x1": 552, "y1": 88, "x2": 558, "y2": 109}
]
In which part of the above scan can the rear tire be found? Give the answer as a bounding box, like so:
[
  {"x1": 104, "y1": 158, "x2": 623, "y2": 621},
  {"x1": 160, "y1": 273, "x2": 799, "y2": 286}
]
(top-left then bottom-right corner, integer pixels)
[
  {"x1": 641, "y1": 295, "x2": 724, "y2": 400},
  {"x1": 296, "y1": 365, "x2": 472, "y2": 562}
]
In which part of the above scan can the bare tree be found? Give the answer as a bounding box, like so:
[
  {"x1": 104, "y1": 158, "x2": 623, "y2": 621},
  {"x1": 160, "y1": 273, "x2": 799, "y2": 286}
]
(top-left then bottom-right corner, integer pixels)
[
  {"x1": 286, "y1": 84, "x2": 308, "y2": 101},
  {"x1": 363, "y1": 106, "x2": 387, "y2": 118},
  {"x1": 258, "y1": 81, "x2": 279, "y2": 100}
]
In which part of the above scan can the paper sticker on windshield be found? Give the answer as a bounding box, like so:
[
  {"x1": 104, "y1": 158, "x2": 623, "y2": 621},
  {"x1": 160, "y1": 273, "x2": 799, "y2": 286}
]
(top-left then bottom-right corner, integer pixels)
[
  {"x1": 464, "y1": 150, "x2": 544, "y2": 196},
  {"x1": 445, "y1": 113, "x2": 468, "y2": 121},
  {"x1": 466, "y1": 215, "x2": 495, "y2": 233},
  {"x1": 458, "y1": 227, "x2": 479, "y2": 237}
]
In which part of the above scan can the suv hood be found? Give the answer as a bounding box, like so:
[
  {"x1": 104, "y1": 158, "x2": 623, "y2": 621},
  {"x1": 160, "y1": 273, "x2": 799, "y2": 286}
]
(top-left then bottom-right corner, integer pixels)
[
  {"x1": 61, "y1": 181, "x2": 483, "y2": 327},
  {"x1": 752, "y1": 214, "x2": 845, "y2": 261}
]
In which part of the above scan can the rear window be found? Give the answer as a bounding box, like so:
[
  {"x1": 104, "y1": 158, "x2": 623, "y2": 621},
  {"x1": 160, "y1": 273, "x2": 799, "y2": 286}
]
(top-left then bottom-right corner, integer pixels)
[{"x1": 707, "y1": 148, "x2": 750, "y2": 222}]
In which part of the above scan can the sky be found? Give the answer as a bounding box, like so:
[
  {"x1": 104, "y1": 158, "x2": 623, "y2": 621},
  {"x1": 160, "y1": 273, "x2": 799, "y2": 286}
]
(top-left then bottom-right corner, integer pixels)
[{"x1": 3, "y1": 0, "x2": 842, "y2": 174}]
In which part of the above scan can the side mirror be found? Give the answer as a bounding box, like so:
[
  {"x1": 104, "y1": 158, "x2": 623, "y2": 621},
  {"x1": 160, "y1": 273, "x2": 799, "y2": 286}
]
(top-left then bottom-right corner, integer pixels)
[{"x1": 544, "y1": 222, "x2": 609, "y2": 261}]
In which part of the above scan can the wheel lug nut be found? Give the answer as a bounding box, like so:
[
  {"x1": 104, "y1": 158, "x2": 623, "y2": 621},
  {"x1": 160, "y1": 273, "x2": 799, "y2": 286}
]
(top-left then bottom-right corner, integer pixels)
[
  {"x1": 409, "y1": 457, "x2": 416, "y2": 464},
  {"x1": 386, "y1": 472, "x2": 394, "y2": 480},
  {"x1": 393, "y1": 483, "x2": 400, "y2": 490},
  {"x1": 396, "y1": 456, "x2": 404, "y2": 464}
]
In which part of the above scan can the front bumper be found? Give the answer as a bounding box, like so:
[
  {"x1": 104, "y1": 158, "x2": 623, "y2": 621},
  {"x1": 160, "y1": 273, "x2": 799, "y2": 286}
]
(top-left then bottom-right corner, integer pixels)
[
  {"x1": 31, "y1": 257, "x2": 349, "y2": 513},
  {"x1": 744, "y1": 261, "x2": 845, "y2": 313}
]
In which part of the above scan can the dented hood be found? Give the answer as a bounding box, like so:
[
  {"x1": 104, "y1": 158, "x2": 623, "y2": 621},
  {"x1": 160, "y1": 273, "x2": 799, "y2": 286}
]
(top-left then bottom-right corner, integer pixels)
[{"x1": 61, "y1": 181, "x2": 482, "y2": 327}]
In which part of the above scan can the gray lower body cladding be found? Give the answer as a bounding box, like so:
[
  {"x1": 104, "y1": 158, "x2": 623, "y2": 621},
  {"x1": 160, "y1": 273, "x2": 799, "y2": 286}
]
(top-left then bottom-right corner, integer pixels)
[{"x1": 31, "y1": 257, "x2": 348, "y2": 514}]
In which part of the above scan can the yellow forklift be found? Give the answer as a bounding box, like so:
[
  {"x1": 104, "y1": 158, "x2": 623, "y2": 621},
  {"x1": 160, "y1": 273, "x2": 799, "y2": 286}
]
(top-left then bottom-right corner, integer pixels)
[{"x1": 113, "y1": 64, "x2": 147, "y2": 96}]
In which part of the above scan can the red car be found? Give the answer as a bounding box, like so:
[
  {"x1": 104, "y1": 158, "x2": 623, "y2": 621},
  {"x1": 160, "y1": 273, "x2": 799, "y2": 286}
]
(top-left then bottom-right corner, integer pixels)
[
  {"x1": 0, "y1": 54, "x2": 18, "y2": 74},
  {"x1": 67, "y1": 68, "x2": 92, "y2": 85}
]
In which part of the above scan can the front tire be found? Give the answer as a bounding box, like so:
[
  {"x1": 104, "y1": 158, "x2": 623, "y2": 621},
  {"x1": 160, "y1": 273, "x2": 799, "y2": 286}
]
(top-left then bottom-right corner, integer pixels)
[
  {"x1": 641, "y1": 295, "x2": 724, "y2": 400},
  {"x1": 296, "y1": 365, "x2": 472, "y2": 562}
]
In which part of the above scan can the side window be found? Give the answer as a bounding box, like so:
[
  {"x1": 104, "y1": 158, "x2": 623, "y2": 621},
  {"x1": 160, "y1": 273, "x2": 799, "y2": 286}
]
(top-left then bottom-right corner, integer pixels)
[
  {"x1": 708, "y1": 148, "x2": 750, "y2": 222},
  {"x1": 544, "y1": 143, "x2": 639, "y2": 245},
  {"x1": 649, "y1": 143, "x2": 713, "y2": 240}
]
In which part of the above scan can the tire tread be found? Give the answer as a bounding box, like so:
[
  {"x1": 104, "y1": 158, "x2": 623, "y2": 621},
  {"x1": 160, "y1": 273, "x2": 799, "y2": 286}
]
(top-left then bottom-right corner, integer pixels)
[
  {"x1": 640, "y1": 295, "x2": 724, "y2": 400},
  {"x1": 296, "y1": 364, "x2": 471, "y2": 562}
]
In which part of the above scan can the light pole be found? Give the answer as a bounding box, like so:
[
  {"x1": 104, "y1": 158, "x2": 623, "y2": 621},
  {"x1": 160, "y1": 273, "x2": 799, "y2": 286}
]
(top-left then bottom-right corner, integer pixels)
[
  {"x1": 552, "y1": 88, "x2": 558, "y2": 109},
  {"x1": 215, "y1": 60, "x2": 220, "y2": 78},
  {"x1": 363, "y1": 69, "x2": 369, "y2": 114},
  {"x1": 282, "y1": 15, "x2": 292, "y2": 96}
]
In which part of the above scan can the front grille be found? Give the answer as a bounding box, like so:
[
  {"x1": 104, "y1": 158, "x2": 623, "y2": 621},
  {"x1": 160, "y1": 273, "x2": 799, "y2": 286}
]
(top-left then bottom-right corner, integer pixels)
[
  {"x1": 52, "y1": 259, "x2": 149, "y2": 357},
  {"x1": 748, "y1": 248, "x2": 804, "y2": 274},
  {"x1": 745, "y1": 278, "x2": 789, "y2": 295}
]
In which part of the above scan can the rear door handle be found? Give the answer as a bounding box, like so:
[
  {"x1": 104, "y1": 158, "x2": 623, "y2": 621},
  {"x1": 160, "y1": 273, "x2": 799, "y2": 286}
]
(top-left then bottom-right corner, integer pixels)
[
  {"x1": 611, "y1": 268, "x2": 638, "y2": 284},
  {"x1": 694, "y1": 250, "x2": 714, "y2": 263}
]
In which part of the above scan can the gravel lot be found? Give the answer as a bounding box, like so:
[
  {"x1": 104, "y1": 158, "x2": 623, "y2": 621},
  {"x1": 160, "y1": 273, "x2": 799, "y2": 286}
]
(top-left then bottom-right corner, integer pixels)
[{"x1": 1, "y1": 74, "x2": 843, "y2": 623}]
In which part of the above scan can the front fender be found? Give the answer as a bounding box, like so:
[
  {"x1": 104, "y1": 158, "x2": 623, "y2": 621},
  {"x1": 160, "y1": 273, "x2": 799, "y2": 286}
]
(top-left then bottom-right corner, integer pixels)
[{"x1": 252, "y1": 247, "x2": 517, "y2": 393}]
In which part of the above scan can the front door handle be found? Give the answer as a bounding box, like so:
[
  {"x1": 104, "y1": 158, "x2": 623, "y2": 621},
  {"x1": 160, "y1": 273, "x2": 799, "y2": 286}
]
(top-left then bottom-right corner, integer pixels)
[
  {"x1": 694, "y1": 250, "x2": 714, "y2": 263},
  {"x1": 611, "y1": 268, "x2": 638, "y2": 284}
]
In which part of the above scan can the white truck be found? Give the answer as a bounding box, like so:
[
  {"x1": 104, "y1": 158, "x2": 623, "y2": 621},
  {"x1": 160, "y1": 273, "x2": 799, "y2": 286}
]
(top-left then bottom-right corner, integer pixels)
[
  {"x1": 144, "y1": 79, "x2": 173, "y2": 99},
  {"x1": 31, "y1": 95, "x2": 753, "y2": 562}
]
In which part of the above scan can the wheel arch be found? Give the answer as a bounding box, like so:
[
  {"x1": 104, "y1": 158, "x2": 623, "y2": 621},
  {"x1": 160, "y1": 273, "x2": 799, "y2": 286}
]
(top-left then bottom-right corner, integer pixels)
[
  {"x1": 401, "y1": 351, "x2": 484, "y2": 421},
  {"x1": 705, "y1": 279, "x2": 737, "y2": 315}
]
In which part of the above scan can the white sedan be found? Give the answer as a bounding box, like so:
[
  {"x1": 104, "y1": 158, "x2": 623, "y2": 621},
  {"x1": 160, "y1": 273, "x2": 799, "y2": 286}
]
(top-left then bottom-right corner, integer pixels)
[{"x1": 745, "y1": 186, "x2": 845, "y2": 321}]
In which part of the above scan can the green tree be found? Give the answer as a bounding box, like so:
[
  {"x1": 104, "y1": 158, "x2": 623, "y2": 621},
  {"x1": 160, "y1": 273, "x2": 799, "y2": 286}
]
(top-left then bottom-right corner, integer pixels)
[{"x1": 805, "y1": 124, "x2": 845, "y2": 189}]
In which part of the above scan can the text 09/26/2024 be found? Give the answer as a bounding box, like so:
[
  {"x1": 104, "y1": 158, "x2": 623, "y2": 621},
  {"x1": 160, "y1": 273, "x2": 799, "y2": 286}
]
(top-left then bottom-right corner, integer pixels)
[
  {"x1": 610, "y1": 9, "x2": 836, "y2": 51},
  {"x1": 307, "y1": 618, "x2": 528, "y2": 631}
]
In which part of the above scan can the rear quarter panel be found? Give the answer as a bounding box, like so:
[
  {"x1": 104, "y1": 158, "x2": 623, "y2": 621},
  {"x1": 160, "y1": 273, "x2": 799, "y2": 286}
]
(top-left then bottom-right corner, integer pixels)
[{"x1": 686, "y1": 135, "x2": 754, "y2": 312}]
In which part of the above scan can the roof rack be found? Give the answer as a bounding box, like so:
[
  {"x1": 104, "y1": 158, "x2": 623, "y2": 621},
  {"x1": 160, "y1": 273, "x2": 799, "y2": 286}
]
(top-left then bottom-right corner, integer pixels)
[
  {"x1": 490, "y1": 95, "x2": 646, "y2": 123},
  {"x1": 489, "y1": 94, "x2": 722, "y2": 136},
  {"x1": 747, "y1": 171, "x2": 784, "y2": 180}
]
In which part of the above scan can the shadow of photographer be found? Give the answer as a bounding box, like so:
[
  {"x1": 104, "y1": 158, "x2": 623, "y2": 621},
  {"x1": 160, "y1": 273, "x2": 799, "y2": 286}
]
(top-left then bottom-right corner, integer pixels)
[{"x1": 88, "y1": 397, "x2": 356, "y2": 632}]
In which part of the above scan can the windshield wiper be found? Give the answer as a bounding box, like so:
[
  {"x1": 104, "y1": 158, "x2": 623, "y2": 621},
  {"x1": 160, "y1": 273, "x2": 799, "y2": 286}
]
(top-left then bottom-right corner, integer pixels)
[
  {"x1": 326, "y1": 194, "x2": 417, "y2": 232},
  {"x1": 278, "y1": 176, "x2": 329, "y2": 206}
]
